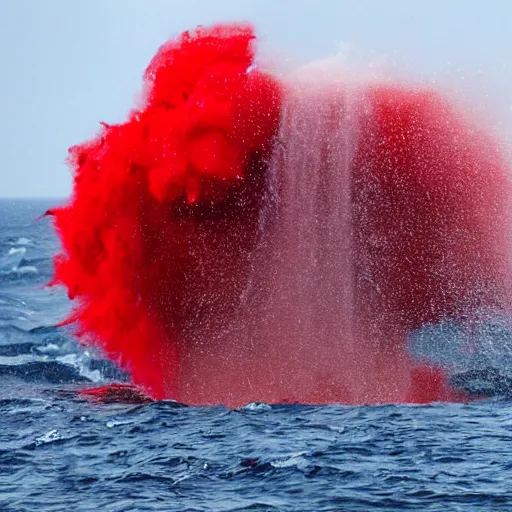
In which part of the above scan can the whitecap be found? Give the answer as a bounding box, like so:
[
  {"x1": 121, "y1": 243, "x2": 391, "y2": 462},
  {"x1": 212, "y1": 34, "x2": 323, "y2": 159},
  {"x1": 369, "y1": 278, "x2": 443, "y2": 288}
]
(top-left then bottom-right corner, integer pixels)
[
  {"x1": 56, "y1": 353, "x2": 103, "y2": 383},
  {"x1": 36, "y1": 343, "x2": 61, "y2": 354},
  {"x1": 7, "y1": 247, "x2": 26, "y2": 256},
  {"x1": 106, "y1": 420, "x2": 134, "y2": 429},
  {"x1": 12, "y1": 265, "x2": 38, "y2": 274},
  {"x1": 271, "y1": 452, "x2": 308, "y2": 469},
  {"x1": 35, "y1": 429, "x2": 61, "y2": 446},
  {"x1": 14, "y1": 238, "x2": 32, "y2": 246},
  {"x1": 239, "y1": 402, "x2": 272, "y2": 412}
]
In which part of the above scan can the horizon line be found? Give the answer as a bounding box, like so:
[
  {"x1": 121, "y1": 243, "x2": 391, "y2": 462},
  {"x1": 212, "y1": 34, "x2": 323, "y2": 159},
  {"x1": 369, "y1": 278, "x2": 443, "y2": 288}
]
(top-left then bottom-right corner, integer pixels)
[{"x1": 0, "y1": 196, "x2": 67, "y2": 200}]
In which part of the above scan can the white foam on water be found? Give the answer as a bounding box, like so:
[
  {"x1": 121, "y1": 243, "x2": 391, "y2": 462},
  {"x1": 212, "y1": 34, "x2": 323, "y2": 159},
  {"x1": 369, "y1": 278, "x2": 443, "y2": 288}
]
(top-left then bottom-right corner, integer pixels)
[
  {"x1": 15, "y1": 238, "x2": 32, "y2": 246},
  {"x1": 11, "y1": 266, "x2": 38, "y2": 274},
  {"x1": 56, "y1": 353, "x2": 103, "y2": 383},
  {"x1": 7, "y1": 247, "x2": 26, "y2": 256}
]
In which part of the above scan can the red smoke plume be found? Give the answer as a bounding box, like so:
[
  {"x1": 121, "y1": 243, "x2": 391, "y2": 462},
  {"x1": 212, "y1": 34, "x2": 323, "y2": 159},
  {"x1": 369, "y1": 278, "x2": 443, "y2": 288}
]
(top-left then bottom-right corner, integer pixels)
[{"x1": 52, "y1": 23, "x2": 511, "y2": 406}]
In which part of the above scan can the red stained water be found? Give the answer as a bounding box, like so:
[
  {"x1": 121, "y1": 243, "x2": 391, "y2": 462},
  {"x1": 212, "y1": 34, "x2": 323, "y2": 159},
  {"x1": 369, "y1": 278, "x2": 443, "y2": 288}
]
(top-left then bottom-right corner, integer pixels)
[
  {"x1": 52, "y1": 23, "x2": 512, "y2": 407},
  {"x1": 78, "y1": 384, "x2": 153, "y2": 405}
]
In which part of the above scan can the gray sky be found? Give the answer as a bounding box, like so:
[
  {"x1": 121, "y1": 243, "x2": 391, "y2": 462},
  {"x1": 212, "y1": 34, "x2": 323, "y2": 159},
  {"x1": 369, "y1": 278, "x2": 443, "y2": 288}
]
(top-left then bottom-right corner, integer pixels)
[{"x1": 1, "y1": 0, "x2": 512, "y2": 197}]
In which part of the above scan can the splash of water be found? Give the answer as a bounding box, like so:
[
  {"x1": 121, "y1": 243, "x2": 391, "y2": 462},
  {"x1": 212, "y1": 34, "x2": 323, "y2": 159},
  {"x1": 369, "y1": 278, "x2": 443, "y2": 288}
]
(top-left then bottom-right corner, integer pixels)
[{"x1": 52, "y1": 23, "x2": 512, "y2": 406}]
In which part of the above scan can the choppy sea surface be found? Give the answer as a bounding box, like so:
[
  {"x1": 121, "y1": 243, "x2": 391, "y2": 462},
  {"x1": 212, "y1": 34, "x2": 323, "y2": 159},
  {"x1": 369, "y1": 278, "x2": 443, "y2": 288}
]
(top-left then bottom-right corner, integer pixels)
[{"x1": 1, "y1": 198, "x2": 512, "y2": 512}]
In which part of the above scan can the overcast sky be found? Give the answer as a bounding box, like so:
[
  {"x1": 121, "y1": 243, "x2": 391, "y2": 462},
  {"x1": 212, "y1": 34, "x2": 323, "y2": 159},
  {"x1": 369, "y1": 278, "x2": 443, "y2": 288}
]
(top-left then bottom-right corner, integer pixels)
[{"x1": 1, "y1": 0, "x2": 512, "y2": 197}]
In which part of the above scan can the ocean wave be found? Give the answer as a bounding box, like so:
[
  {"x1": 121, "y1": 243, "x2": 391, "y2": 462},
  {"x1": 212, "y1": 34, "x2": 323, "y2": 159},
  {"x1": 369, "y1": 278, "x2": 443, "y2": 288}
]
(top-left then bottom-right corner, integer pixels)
[
  {"x1": 0, "y1": 360, "x2": 90, "y2": 384},
  {"x1": 0, "y1": 324, "x2": 65, "y2": 345},
  {"x1": 0, "y1": 323, "x2": 129, "y2": 385},
  {"x1": 0, "y1": 265, "x2": 40, "y2": 282},
  {"x1": 0, "y1": 342, "x2": 37, "y2": 357},
  {"x1": 0, "y1": 246, "x2": 27, "y2": 273},
  {"x1": 0, "y1": 238, "x2": 52, "y2": 283}
]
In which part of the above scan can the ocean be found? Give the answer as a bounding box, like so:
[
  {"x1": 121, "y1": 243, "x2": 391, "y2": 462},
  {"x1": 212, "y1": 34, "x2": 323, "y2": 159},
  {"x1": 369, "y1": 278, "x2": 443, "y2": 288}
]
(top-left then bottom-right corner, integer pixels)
[{"x1": 1, "y1": 198, "x2": 511, "y2": 511}]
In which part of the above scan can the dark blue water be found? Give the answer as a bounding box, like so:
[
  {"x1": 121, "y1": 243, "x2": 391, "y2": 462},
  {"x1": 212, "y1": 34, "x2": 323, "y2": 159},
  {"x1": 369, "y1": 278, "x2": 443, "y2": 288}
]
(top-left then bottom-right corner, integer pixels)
[{"x1": 1, "y1": 199, "x2": 512, "y2": 512}]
